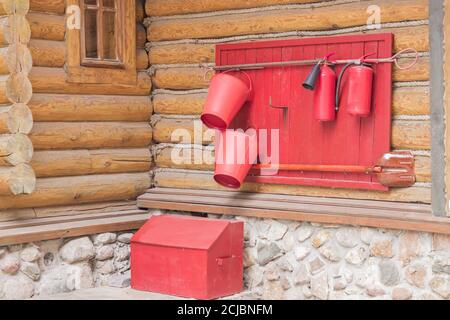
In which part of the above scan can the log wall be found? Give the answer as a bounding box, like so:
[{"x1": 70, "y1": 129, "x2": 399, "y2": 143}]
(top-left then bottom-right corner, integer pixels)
[
  {"x1": 0, "y1": 0, "x2": 35, "y2": 197},
  {"x1": 145, "y1": 0, "x2": 432, "y2": 203},
  {"x1": 0, "y1": 0, "x2": 152, "y2": 217}
]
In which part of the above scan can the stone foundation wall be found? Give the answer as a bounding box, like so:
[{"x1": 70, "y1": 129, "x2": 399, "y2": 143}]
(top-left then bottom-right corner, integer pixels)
[
  {"x1": 234, "y1": 215, "x2": 450, "y2": 300},
  {"x1": 0, "y1": 231, "x2": 135, "y2": 299},
  {"x1": 1, "y1": 212, "x2": 449, "y2": 300}
]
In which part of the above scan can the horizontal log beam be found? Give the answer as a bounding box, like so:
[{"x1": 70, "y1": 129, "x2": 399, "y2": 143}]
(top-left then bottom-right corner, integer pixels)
[
  {"x1": 30, "y1": 122, "x2": 152, "y2": 150},
  {"x1": 392, "y1": 86, "x2": 429, "y2": 116},
  {"x1": 149, "y1": 25, "x2": 430, "y2": 65},
  {"x1": 29, "y1": 93, "x2": 152, "y2": 122},
  {"x1": 27, "y1": 12, "x2": 65, "y2": 41},
  {"x1": 136, "y1": 0, "x2": 145, "y2": 22},
  {"x1": 153, "y1": 169, "x2": 431, "y2": 203},
  {"x1": 0, "y1": 103, "x2": 33, "y2": 134},
  {"x1": 392, "y1": 120, "x2": 431, "y2": 150},
  {"x1": 0, "y1": 0, "x2": 64, "y2": 16},
  {"x1": 153, "y1": 117, "x2": 430, "y2": 150},
  {"x1": 0, "y1": 133, "x2": 33, "y2": 166},
  {"x1": 30, "y1": 67, "x2": 152, "y2": 96},
  {"x1": 153, "y1": 59, "x2": 429, "y2": 90},
  {"x1": 29, "y1": 39, "x2": 65, "y2": 67},
  {"x1": 153, "y1": 92, "x2": 207, "y2": 115},
  {"x1": 145, "y1": 0, "x2": 325, "y2": 16},
  {"x1": 29, "y1": 0, "x2": 65, "y2": 14},
  {"x1": 154, "y1": 145, "x2": 431, "y2": 182},
  {"x1": 0, "y1": 210, "x2": 150, "y2": 246},
  {"x1": 0, "y1": 173, "x2": 151, "y2": 210},
  {"x1": 153, "y1": 67, "x2": 212, "y2": 90},
  {"x1": 32, "y1": 148, "x2": 152, "y2": 178},
  {"x1": 0, "y1": 164, "x2": 35, "y2": 195},
  {"x1": 153, "y1": 86, "x2": 429, "y2": 116},
  {"x1": 137, "y1": 23, "x2": 146, "y2": 48},
  {"x1": 147, "y1": 0, "x2": 428, "y2": 41},
  {"x1": 137, "y1": 48, "x2": 149, "y2": 70},
  {"x1": 29, "y1": 39, "x2": 149, "y2": 70},
  {"x1": 152, "y1": 118, "x2": 214, "y2": 145}
]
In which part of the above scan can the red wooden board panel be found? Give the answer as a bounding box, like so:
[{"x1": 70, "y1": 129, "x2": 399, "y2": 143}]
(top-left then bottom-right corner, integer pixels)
[{"x1": 216, "y1": 34, "x2": 393, "y2": 191}]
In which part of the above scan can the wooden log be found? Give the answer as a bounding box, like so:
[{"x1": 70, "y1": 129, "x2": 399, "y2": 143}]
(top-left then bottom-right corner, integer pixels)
[
  {"x1": 153, "y1": 67, "x2": 212, "y2": 90},
  {"x1": 392, "y1": 120, "x2": 431, "y2": 150},
  {"x1": 28, "y1": 39, "x2": 148, "y2": 70},
  {"x1": 0, "y1": 103, "x2": 33, "y2": 134},
  {"x1": 0, "y1": 164, "x2": 35, "y2": 195},
  {"x1": 32, "y1": 148, "x2": 152, "y2": 178},
  {"x1": 153, "y1": 170, "x2": 431, "y2": 203},
  {"x1": 0, "y1": 15, "x2": 31, "y2": 45},
  {"x1": 0, "y1": 133, "x2": 33, "y2": 165},
  {"x1": 29, "y1": 39, "x2": 65, "y2": 67},
  {"x1": 0, "y1": 47, "x2": 9, "y2": 74},
  {"x1": 137, "y1": 23, "x2": 146, "y2": 48},
  {"x1": 30, "y1": 122, "x2": 152, "y2": 150},
  {"x1": 153, "y1": 87, "x2": 429, "y2": 116},
  {"x1": 27, "y1": 12, "x2": 65, "y2": 41},
  {"x1": 152, "y1": 118, "x2": 214, "y2": 145},
  {"x1": 30, "y1": 67, "x2": 152, "y2": 96},
  {"x1": 393, "y1": 86, "x2": 429, "y2": 116},
  {"x1": 153, "y1": 92, "x2": 207, "y2": 115},
  {"x1": 0, "y1": 0, "x2": 30, "y2": 15},
  {"x1": 0, "y1": 173, "x2": 151, "y2": 210},
  {"x1": 147, "y1": 0, "x2": 429, "y2": 41},
  {"x1": 29, "y1": 0, "x2": 65, "y2": 14},
  {"x1": 146, "y1": 0, "x2": 325, "y2": 16},
  {"x1": 149, "y1": 25, "x2": 430, "y2": 65},
  {"x1": 5, "y1": 71, "x2": 33, "y2": 103},
  {"x1": 33, "y1": 200, "x2": 139, "y2": 218},
  {"x1": 154, "y1": 145, "x2": 431, "y2": 182},
  {"x1": 137, "y1": 48, "x2": 149, "y2": 70},
  {"x1": 152, "y1": 60, "x2": 428, "y2": 90},
  {"x1": 152, "y1": 117, "x2": 430, "y2": 150},
  {"x1": 136, "y1": 0, "x2": 146, "y2": 22},
  {"x1": 0, "y1": 1, "x2": 64, "y2": 16},
  {"x1": 29, "y1": 93, "x2": 152, "y2": 122},
  {"x1": 393, "y1": 57, "x2": 429, "y2": 82},
  {"x1": 2, "y1": 44, "x2": 33, "y2": 75}
]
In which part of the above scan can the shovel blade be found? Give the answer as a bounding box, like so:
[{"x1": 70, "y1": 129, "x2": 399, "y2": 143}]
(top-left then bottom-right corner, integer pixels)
[{"x1": 376, "y1": 151, "x2": 416, "y2": 188}]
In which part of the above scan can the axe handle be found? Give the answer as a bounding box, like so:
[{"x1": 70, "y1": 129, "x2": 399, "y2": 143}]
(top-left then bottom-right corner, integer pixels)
[{"x1": 254, "y1": 164, "x2": 382, "y2": 174}]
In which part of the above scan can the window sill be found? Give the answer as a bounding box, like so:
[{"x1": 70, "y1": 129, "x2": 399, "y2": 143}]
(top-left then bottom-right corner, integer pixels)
[{"x1": 138, "y1": 188, "x2": 450, "y2": 235}]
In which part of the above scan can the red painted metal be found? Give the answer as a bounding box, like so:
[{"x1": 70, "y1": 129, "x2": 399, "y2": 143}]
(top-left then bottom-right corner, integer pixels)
[
  {"x1": 215, "y1": 33, "x2": 393, "y2": 191},
  {"x1": 314, "y1": 64, "x2": 337, "y2": 122},
  {"x1": 346, "y1": 65, "x2": 374, "y2": 117},
  {"x1": 130, "y1": 215, "x2": 244, "y2": 300},
  {"x1": 214, "y1": 129, "x2": 258, "y2": 189},
  {"x1": 201, "y1": 70, "x2": 252, "y2": 130}
]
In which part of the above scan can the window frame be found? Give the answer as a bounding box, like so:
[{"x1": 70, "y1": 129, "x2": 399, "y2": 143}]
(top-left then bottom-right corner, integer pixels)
[
  {"x1": 80, "y1": 0, "x2": 125, "y2": 69},
  {"x1": 66, "y1": 0, "x2": 137, "y2": 85}
]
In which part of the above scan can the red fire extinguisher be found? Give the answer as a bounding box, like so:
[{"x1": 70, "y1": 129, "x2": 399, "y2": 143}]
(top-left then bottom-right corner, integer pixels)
[
  {"x1": 336, "y1": 53, "x2": 375, "y2": 117},
  {"x1": 303, "y1": 53, "x2": 336, "y2": 122}
]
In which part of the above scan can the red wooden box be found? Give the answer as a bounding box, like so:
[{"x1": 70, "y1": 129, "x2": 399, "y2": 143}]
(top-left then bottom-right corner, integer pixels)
[
  {"x1": 130, "y1": 214, "x2": 244, "y2": 300},
  {"x1": 216, "y1": 33, "x2": 393, "y2": 191}
]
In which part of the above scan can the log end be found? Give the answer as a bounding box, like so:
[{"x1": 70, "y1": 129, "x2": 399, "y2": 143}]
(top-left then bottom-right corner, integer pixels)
[{"x1": 9, "y1": 164, "x2": 36, "y2": 195}]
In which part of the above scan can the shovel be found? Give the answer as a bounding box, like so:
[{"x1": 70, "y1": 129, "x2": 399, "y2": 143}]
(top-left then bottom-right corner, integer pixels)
[{"x1": 253, "y1": 151, "x2": 416, "y2": 188}]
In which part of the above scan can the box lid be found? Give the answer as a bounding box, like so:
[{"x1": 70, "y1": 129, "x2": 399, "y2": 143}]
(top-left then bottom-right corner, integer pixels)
[{"x1": 131, "y1": 214, "x2": 232, "y2": 250}]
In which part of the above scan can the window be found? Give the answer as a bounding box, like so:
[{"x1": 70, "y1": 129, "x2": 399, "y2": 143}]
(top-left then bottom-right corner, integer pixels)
[
  {"x1": 66, "y1": 0, "x2": 136, "y2": 84},
  {"x1": 81, "y1": 0, "x2": 124, "y2": 68}
]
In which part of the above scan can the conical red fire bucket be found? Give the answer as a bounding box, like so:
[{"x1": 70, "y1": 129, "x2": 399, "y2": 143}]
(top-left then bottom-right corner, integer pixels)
[
  {"x1": 214, "y1": 129, "x2": 258, "y2": 189},
  {"x1": 201, "y1": 70, "x2": 252, "y2": 130}
]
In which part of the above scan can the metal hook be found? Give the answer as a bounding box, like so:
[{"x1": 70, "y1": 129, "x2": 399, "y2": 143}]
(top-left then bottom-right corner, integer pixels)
[{"x1": 269, "y1": 96, "x2": 289, "y2": 125}]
